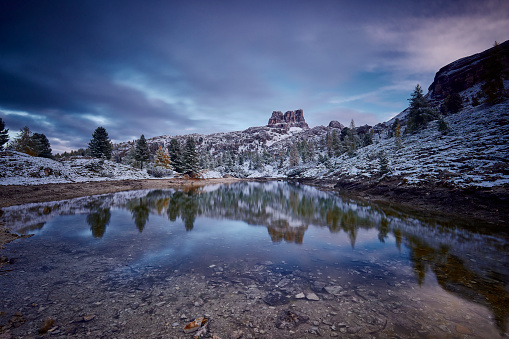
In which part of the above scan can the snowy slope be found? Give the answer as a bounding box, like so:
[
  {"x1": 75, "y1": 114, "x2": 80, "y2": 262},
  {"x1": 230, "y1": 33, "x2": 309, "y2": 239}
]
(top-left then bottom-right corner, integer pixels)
[
  {"x1": 0, "y1": 152, "x2": 153, "y2": 185},
  {"x1": 302, "y1": 101, "x2": 509, "y2": 188}
]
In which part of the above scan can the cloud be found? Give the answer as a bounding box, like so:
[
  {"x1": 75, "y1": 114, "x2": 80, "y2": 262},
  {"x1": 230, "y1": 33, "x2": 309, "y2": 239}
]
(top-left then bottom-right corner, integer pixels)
[
  {"x1": 0, "y1": 0, "x2": 508, "y2": 152},
  {"x1": 364, "y1": 10, "x2": 509, "y2": 77}
]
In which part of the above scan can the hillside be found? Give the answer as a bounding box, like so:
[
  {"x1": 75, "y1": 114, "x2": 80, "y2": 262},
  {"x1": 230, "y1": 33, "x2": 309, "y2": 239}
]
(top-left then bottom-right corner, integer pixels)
[{"x1": 0, "y1": 152, "x2": 153, "y2": 185}]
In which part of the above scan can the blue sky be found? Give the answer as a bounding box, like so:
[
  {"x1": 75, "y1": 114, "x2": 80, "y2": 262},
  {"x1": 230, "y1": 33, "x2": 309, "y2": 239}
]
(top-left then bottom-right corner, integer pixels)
[{"x1": 1, "y1": 0, "x2": 508, "y2": 153}]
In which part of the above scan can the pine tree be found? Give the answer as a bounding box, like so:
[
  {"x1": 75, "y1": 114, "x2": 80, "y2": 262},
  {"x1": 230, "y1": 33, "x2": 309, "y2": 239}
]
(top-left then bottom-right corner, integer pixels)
[
  {"x1": 307, "y1": 140, "x2": 315, "y2": 162},
  {"x1": 134, "y1": 134, "x2": 150, "y2": 169},
  {"x1": 32, "y1": 133, "x2": 52, "y2": 158},
  {"x1": 441, "y1": 93, "x2": 463, "y2": 114},
  {"x1": 182, "y1": 137, "x2": 199, "y2": 174},
  {"x1": 394, "y1": 122, "x2": 402, "y2": 148},
  {"x1": 11, "y1": 126, "x2": 37, "y2": 155},
  {"x1": 437, "y1": 115, "x2": 450, "y2": 135},
  {"x1": 168, "y1": 139, "x2": 184, "y2": 173},
  {"x1": 331, "y1": 130, "x2": 341, "y2": 156},
  {"x1": 0, "y1": 118, "x2": 9, "y2": 151},
  {"x1": 88, "y1": 127, "x2": 112, "y2": 159},
  {"x1": 346, "y1": 119, "x2": 359, "y2": 155},
  {"x1": 379, "y1": 151, "x2": 389, "y2": 174},
  {"x1": 406, "y1": 85, "x2": 437, "y2": 133},
  {"x1": 155, "y1": 145, "x2": 172, "y2": 169},
  {"x1": 289, "y1": 144, "x2": 300, "y2": 167}
]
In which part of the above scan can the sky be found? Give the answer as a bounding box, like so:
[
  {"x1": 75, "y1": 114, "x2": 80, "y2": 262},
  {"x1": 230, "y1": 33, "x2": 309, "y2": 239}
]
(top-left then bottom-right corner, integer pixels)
[{"x1": 1, "y1": 0, "x2": 508, "y2": 153}]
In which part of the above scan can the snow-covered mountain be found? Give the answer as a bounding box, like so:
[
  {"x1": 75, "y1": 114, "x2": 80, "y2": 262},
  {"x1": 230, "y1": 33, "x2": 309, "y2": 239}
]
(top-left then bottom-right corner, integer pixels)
[
  {"x1": 1, "y1": 42, "x2": 507, "y2": 193},
  {"x1": 110, "y1": 42, "x2": 509, "y2": 190}
]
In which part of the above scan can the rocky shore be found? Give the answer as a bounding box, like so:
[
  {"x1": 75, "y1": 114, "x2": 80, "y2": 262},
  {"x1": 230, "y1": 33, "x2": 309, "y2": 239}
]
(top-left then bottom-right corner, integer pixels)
[{"x1": 296, "y1": 176, "x2": 509, "y2": 228}]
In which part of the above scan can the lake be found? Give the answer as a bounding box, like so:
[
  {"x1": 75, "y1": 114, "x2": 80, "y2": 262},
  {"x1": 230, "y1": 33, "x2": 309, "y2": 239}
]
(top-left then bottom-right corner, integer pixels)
[{"x1": 0, "y1": 181, "x2": 508, "y2": 338}]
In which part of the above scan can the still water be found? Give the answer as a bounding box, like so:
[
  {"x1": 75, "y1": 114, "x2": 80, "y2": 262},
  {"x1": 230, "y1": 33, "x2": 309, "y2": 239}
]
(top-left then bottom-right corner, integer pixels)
[{"x1": 0, "y1": 182, "x2": 508, "y2": 338}]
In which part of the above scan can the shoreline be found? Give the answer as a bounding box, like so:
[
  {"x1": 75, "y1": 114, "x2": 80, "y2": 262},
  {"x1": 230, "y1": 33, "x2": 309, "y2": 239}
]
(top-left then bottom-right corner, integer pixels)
[
  {"x1": 0, "y1": 177, "x2": 244, "y2": 208},
  {"x1": 298, "y1": 177, "x2": 509, "y2": 228}
]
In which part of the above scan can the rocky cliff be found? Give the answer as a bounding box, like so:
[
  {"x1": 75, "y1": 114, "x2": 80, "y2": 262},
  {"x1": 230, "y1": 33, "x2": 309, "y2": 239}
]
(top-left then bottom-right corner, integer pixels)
[
  {"x1": 267, "y1": 109, "x2": 309, "y2": 129},
  {"x1": 428, "y1": 40, "x2": 509, "y2": 100}
]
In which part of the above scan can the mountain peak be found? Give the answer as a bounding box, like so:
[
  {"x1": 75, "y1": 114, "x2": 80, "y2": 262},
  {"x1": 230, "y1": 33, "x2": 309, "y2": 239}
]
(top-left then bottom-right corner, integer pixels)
[{"x1": 267, "y1": 109, "x2": 309, "y2": 129}]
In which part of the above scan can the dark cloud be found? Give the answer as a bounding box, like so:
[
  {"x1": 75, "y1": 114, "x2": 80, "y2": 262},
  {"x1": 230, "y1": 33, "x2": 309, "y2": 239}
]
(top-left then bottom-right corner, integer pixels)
[{"x1": 1, "y1": 0, "x2": 508, "y2": 152}]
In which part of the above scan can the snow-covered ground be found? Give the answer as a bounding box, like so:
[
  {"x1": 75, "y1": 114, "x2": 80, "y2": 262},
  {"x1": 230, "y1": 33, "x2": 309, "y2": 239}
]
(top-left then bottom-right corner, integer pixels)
[
  {"x1": 302, "y1": 101, "x2": 509, "y2": 189},
  {"x1": 0, "y1": 152, "x2": 155, "y2": 185}
]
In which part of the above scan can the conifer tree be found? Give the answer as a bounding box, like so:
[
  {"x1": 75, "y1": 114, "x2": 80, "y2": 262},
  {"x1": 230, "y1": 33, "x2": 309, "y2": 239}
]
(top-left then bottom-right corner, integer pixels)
[
  {"x1": 289, "y1": 144, "x2": 300, "y2": 167},
  {"x1": 441, "y1": 93, "x2": 463, "y2": 114},
  {"x1": 331, "y1": 130, "x2": 341, "y2": 156},
  {"x1": 155, "y1": 145, "x2": 172, "y2": 169},
  {"x1": 134, "y1": 134, "x2": 150, "y2": 169},
  {"x1": 182, "y1": 137, "x2": 199, "y2": 173},
  {"x1": 168, "y1": 139, "x2": 184, "y2": 173},
  {"x1": 406, "y1": 85, "x2": 437, "y2": 133},
  {"x1": 0, "y1": 118, "x2": 9, "y2": 151},
  {"x1": 32, "y1": 133, "x2": 52, "y2": 158},
  {"x1": 346, "y1": 120, "x2": 359, "y2": 155},
  {"x1": 379, "y1": 151, "x2": 389, "y2": 174},
  {"x1": 394, "y1": 122, "x2": 402, "y2": 148},
  {"x1": 11, "y1": 126, "x2": 37, "y2": 155},
  {"x1": 88, "y1": 127, "x2": 112, "y2": 159}
]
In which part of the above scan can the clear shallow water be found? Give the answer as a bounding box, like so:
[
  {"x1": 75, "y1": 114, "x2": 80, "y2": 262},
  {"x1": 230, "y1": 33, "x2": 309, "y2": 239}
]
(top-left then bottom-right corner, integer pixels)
[{"x1": 0, "y1": 182, "x2": 508, "y2": 338}]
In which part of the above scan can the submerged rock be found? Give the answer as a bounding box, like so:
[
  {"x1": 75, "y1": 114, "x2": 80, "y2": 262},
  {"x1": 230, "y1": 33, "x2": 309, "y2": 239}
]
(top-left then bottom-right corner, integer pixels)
[
  {"x1": 183, "y1": 317, "x2": 208, "y2": 334},
  {"x1": 263, "y1": 291, "x2": 288, "y2": 306},
  {"x1": 276, "y1": 310, "x2": 309, "y2": 329},
  {"x1": 324, "y1": 285, "x2": 343, "y2": 295},
  {"x1": 306, "y1": 293, "x2": 320, "y2": 301}
]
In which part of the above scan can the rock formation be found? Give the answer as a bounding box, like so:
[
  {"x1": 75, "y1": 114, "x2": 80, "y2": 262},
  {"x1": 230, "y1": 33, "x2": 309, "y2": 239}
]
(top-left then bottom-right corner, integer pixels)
[
  {"x1": 267, "y1": 109, "x2": 309, "y2": 129},
  {"x1": 328, "y1": 120, "x2": 344, "y2": 129},
  {"x1": 428, "y1": 40, "x2": 509, "y2": 100}
]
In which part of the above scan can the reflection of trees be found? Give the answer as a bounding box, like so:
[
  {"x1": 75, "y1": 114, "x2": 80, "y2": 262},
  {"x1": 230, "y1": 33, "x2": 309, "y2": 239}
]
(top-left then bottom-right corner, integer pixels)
[
  {"x1": 86, "y1": 208, "x2": 111, "y2": 238},
  {"x1": 117, "y1": 182, "x2": 509, "y2": 333},
  {"x1": 267, "y1": 220, "x2": 308, "y2": 244},
  {"x1": 127, "y1": 198, "x2": 150, "y2": 232},
  {"x1": 164, "y1": 190, "x2": 199, "y2": 231},
  {"x1": 405, "y1": 237, "x2": 509, "y2": 334}
]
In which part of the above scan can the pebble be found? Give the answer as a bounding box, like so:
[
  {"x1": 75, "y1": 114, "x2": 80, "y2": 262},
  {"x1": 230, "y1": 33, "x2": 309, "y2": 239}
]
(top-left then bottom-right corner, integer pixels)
[{"x1": 295, "y1": 293, "x2": 305, "y2": 299}]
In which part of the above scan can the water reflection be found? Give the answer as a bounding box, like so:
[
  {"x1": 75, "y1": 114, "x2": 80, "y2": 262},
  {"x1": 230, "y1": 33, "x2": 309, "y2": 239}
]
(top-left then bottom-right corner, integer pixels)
[
  {"x1": 1, "y1": 182, "x2": 508, "y2": 334},
  {"x1": 127, "y1": 197, "x2": 150, "y2": 232},
  {"x1": 85, "y1": 201, "x2": 111, "y2": 238}
]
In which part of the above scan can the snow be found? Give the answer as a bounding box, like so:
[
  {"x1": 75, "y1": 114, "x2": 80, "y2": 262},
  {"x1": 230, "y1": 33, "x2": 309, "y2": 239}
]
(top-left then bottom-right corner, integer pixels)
[
  {"x1": 200, "y1": 170, "x2": 223, "y2": 179},
  {"x1": 300, "y1": 100, "x2": 509, "y2": 189},
  {"x1": 0, "y1": 152, "x2": 153, "y2": 186}
]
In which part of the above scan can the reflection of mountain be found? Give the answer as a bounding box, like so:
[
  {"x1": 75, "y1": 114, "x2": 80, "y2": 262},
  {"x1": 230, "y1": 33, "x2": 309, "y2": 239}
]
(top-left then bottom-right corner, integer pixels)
[{"x1": 2, "y1": 182, "x2": 509, "y2": 333}]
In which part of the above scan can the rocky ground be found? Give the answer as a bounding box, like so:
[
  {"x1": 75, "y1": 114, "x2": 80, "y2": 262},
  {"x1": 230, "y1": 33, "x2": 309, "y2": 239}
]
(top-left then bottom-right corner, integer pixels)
[{"x1": 0, "y1": 245, "x2": 498, "y2": 339}]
